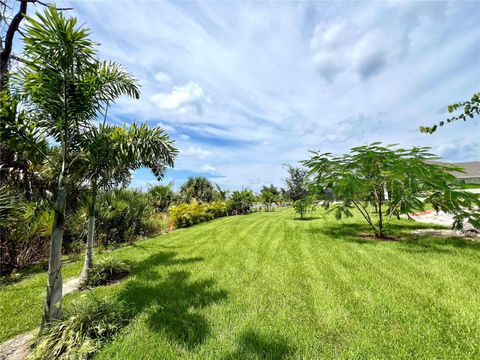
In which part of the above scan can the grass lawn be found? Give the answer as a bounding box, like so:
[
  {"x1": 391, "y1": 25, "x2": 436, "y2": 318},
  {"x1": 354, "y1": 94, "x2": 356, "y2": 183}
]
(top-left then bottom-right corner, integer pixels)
[
  {"x1": 462, "y1": 183, "x2": 480, "y2": 189},
  {"x1": 1, "y1": 208, "x2": 480, "y2": 359}
]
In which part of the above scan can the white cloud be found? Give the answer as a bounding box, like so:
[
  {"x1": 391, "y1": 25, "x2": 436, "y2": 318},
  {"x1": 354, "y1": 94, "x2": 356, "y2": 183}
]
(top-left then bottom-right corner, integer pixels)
[
  {"x1": 435, "y1": 142, "x2": 480, "y2": 162},
  {"x1": 151, "y1": 81, "x2": 207, "y2": 115},
  {"x1": 181, "y1": 146, "x2": 212, "y2": 159},
  {"x1": 310, "y1": 15, "x2": 410, "y2": 81},
  {"x1": 154, "y1": 71, "x2": 172, "y2": 84},
  {"x1": 200, "y1": 164, "x2": 218, "y2": 173},
  {"x1": 64, "y1": 0, "x2": 480, "y2": 190}
]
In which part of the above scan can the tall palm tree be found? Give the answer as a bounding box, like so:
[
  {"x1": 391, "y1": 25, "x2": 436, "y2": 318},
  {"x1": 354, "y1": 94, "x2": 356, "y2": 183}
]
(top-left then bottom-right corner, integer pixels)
[
  {"x1": 78, "y1": 123, "x2": 177, "y2": 281},
  {"x1": 16, "y1": 8, "x2": 140, "y2": 326}
]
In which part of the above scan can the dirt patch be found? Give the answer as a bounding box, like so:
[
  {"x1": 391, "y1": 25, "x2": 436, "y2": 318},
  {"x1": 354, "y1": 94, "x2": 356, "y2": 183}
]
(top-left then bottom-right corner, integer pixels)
[
  {"x1": 0, "y1": 332, "x2": 35, "y2": 360},
  {"x1": 63, "y1": 277, "x2": 81, "y2": 295},
  {"x1": 358, "y1": 233, "x2": 401, "y2": 242}
]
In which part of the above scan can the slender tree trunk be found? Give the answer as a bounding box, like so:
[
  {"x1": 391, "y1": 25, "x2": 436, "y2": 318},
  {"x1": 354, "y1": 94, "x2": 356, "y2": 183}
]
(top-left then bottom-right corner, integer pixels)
[
  {"x1": 377, "y1": 198, "x2": 384, "y2": 238},
  {"x1": 42, "y1": 169, "x2": 67, "y2": 327},
  {"x1": 80, "y1": 181, "x2": 97, "y2": 281}
]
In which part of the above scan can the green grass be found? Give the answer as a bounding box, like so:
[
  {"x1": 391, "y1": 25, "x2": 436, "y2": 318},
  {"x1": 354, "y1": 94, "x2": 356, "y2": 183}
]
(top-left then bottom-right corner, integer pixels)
[
  {"x1": 1, "y1": 208, "x2": 480, "y2": 359},
  {"x1": 461, "y1": 183, "x2": 480, "y2": 189}
]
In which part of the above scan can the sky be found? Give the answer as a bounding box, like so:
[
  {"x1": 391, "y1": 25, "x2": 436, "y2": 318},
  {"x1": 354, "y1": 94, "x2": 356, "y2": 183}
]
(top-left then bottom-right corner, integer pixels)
[{"x1": 32, "y1": 1, "x2": 480, "y2": 190}]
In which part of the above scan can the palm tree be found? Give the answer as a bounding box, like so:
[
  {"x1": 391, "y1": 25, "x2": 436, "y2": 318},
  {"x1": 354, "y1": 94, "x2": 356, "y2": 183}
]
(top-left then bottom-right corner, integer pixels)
[
  {"x1": 179, "y1": 176, "x2": 214, "y2": 203},
  {"x1": 213, "y1": 183, "x2": 228, "y2": 201},
  {"x1": 16, "y1": 8, "x2": 140, "y2": 325},
  {"x1": 148, "y1": 182, "x2": 177, "y2": 213},
  {"x1": 78, "y1": 123, "x2": 177, "y2": 281}
]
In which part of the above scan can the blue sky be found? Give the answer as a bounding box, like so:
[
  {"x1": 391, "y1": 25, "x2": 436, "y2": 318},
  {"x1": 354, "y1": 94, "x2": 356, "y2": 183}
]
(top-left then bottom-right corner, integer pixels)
[{"x1": 53, "y1": 1, "x2": 480, "y2": 190}]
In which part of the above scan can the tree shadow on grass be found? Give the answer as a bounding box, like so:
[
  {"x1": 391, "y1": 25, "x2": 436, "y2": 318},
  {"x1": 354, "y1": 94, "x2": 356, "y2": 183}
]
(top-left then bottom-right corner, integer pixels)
[
  {"x1": 292, "y1": 216, "x2": 323, "y2": 221},
  {"x1": 119, "y1": 251, "x2": 228, "y2": 349},
  {"x1": 0, "y1": 261, "x2": 48, "y2": 286},
  {"x1": 307, "y1": 222, "x2": 480, "y2": 253},
  {"x1": 222, "y1": 330, "x2": 295, "y2": 360}
]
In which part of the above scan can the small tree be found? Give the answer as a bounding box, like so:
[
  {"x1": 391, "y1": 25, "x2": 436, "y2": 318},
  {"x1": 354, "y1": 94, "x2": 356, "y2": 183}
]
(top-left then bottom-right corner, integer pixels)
[
  {"x1": 78, "y1": 123, "x2": 177, "y2": 281},
  {"x1": 293, "y1": 196, "x2": 314, "y2": 220},
  {"x1": 303, "y1": 143, "x2": 480, "y2": 238},
  {"x1": 284, "y1": 165, "x2": 309, "y2": 202},
  {"x1": 259, "y1": 185, "x2": 279, "y2": 212},
  {"x1": 230, "y1": 190, "x2": 255, "y2": 215},
  {"x1": 17, "y1": 8, "x2": 140, "y2": 325}
]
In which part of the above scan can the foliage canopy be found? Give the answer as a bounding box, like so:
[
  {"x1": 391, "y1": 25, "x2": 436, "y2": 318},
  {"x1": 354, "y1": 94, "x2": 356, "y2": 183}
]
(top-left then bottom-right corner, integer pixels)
[{"x1": 304, "y1": 142, "x2": 480, "y2": 237}]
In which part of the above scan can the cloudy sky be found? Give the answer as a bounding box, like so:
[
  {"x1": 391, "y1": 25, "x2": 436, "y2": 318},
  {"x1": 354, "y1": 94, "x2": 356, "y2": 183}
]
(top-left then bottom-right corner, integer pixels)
[{"x1": 53, "y1": 0, "x2": 479, "y2": 190}]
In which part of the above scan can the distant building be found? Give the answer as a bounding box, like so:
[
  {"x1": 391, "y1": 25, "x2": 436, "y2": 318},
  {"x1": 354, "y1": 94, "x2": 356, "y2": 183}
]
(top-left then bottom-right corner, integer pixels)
[{"x1": 435, "y1": 161, "x2": 480, "y2": 184}]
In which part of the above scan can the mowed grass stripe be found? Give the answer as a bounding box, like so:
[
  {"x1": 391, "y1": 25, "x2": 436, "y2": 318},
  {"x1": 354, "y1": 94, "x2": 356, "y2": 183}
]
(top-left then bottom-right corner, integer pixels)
[{"x1": 1, "y1": 208, "x2": 480, "y2": 359}]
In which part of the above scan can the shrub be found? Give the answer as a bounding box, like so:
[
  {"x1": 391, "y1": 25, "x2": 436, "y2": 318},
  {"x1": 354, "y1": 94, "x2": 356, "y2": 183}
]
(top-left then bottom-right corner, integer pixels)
[
  {"x1": 230, "y1": 190, "x2": 255, "y2": 215},
  {"x1": 169, "y1": 201, "x2": 231, "y2": 228},
  {"x1": 148, "y1": 183, "x2": 177, "y2": 212},
  {"x1": 0, "y1": 201, "x2": 52, "y2": 274},
  {"x1": 96, "y1": 189, "x2": 155, "y2": 245},
  {"x1": 80, "y1": 258, "x2": 130, "y2": 289},
  {"x1": 179, "y1": 176, "x2": 214, "y2": 203},
  {"x1": 0, "y1": 198, "x2": 87, "y2": 274},
  {"x1": 30, "y1": 295, "x2": 133, "y2": 360},
  {"x1": 142, "y1": 212, "x2": 168, "y2": 236},
  {"x1": 293, "y1": 196, "x2": 315, "y2": 219}
]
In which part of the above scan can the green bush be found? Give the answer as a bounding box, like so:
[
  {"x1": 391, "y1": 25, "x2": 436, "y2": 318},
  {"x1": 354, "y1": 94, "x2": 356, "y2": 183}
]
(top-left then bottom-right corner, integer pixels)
[
  {"x1": 293, "y1": 196, "x2": 315, "y2": 219},
  {"x1": 0, "y1": 201, "x2": 52, "y2": 274},
  {"x1": 30, "y1": 295, "x2": 133, "y2": 360},
  {"x1": 148, "y1": 183, "x2": 177, "y2": 212},
  {"x1": 169, "y1": 201, "x2": 231, "y2": 228},
  {"x1": 141, "y1": 212, "x2": 168, "y2": 235},
  {"x1": 96, "y1": 189, "x2": 156, "y2": 245},
  {"x1": 80, "y1": 258, "x2": 130, "y2": 289},
  {"x1": 230, "y1": 190, "x2": 255, "y2": 215}
]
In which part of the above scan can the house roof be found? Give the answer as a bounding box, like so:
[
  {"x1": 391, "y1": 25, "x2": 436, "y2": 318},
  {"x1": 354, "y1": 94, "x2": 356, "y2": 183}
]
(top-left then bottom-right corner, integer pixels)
[{"x1": 432, "y1": 161, "x2": 480, "y2": 179}]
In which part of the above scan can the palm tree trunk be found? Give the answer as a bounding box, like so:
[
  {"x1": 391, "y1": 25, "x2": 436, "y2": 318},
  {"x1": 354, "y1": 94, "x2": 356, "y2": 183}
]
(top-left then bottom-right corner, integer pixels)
[
  {"x1": 80, "y1": 181, "x2": 97, "y2": 281},
  {"x1": 42, "y1": 170, "x2": 67, "y2": 327}
]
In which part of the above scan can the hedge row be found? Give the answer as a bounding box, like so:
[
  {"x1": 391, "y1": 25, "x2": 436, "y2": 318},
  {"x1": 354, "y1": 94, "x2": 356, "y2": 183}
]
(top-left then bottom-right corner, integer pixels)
[{"x1": 168, "y1": 201, "x2": 232, "y2": 228}]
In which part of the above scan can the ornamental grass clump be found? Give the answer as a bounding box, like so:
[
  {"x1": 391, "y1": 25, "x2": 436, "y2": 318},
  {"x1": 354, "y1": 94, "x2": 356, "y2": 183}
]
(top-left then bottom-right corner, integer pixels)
[
  {"x1": 29, "y1": 295, "x2": 133, "y2": 360},
  {"x1": 80, "y1": 258, "x2": 130, "y2": 289}
]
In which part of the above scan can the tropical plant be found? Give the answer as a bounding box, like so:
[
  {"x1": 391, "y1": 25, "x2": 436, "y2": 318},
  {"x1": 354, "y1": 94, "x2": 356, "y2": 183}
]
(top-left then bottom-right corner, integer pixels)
[
  {"x1": 30, "y1": 295, "x2": 133, "y2": 360},
  {"x1": 95, "y1": 189, "x2": 155, "y2": 245},
  {"x1": 168, "y1": 200, "x2": 231, "y2": 228},
  {"x1": 420, "y1": 92, "x2": 479, "y2": 133},
  {"x1": 80, "y1": 258, "x2": 130, "y2": 289},
  {"x1": 0, "y1": 91, "x2": 51, "y2": 200},
  {"x1": 303, "y1": 143, "x2": 480, "y2": 238},
  {"x1": 15, "y1": 7, "x2": 140, "y2": 325},
  {"x1": 148, "y1": 183, "x2": 177, "y2": 212},
  {"x1": 230, "y1": 190, "x2": 255, "y2": 215},
  {"x1": 293, "y1": 196, "x2": 315, "y2": 220},
  {"x1": 284, "y1": 165, "x2": 309, "y2": 202},
  {"x1": 179, "y1": 176, "x2": 214, "y2": 203},
  {"x1": 77, "y1": 123, "x2": 177, "y2": 281},
  {"x1": 213, "y1": 183, "x2": 228, "y2": 201},
  {"x1": 259, "y1": 185, "x2": 279, "y2": 212}
]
